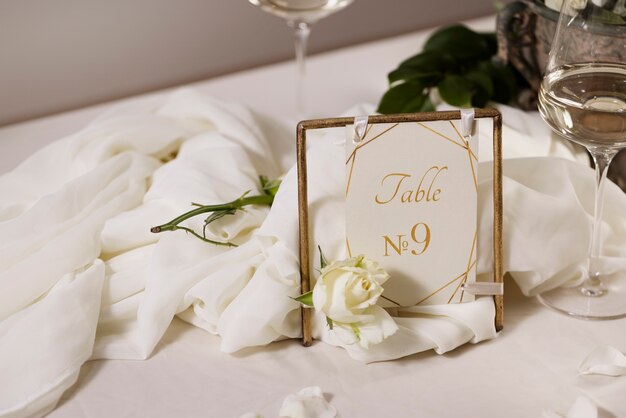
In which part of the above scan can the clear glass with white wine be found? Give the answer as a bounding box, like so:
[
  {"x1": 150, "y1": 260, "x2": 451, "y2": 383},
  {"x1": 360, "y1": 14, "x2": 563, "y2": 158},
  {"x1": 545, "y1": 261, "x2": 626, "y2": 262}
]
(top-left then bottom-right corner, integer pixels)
[
  {"x1": 247, "y1": 0, "x2": 353, "y2": 119},
  {"x1": 539, "y1": 64, "x2": 626, "y2": 147},
  {"x1": 537, "y1": 0, "x2": 626, "y2": 319}
]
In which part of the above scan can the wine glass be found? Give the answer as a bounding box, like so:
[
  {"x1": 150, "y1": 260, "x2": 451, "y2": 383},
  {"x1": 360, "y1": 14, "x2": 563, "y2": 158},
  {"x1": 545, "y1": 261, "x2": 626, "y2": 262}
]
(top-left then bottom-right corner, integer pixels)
[
  {"x1": 247, "y1": 0, "x2": 353, "y2": 119},
  {"x1": 537, "y1": 0, "x2": 626, "y2": 319}
]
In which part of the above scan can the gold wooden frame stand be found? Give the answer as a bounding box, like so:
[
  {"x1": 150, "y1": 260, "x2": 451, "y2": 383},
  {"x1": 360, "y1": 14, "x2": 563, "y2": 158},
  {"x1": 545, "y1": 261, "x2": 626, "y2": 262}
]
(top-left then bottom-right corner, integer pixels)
[{"x1": 297, "y1": 109, "x2": 503, "y2": 346}]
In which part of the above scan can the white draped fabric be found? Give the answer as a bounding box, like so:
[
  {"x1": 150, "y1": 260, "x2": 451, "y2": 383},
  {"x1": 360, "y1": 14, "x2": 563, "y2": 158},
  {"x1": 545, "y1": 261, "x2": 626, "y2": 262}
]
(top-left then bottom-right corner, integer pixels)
[{"x1": 2, "y1": 90, "x2": 626, "y2": 417}]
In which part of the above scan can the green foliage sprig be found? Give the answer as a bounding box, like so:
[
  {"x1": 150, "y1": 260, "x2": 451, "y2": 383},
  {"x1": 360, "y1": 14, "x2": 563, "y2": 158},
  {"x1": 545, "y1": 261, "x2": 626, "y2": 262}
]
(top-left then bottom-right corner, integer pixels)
[
  {"x1": 150, "y1": 175, "x2": 280, "y2": 247},
  {"x1": 377, "y1": 25, "x2": 521, "y2": 113}
]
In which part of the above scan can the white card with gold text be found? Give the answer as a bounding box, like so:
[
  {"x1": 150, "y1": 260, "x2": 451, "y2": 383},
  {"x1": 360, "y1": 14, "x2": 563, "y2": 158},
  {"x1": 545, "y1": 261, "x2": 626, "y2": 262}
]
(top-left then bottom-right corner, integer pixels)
[{"x1": 345, "y1": 119, "x2": 478, "y2": 306}]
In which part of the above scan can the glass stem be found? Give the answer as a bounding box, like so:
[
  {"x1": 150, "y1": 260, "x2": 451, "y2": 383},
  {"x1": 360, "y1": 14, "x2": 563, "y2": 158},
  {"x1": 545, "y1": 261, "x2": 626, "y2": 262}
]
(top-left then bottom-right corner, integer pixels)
[
  {"x1": 289, "y1": 20, "x2": 310, "y2": 121},
  {"x1": 584, "y1": 148, "x2": 617, "y2": 296}
]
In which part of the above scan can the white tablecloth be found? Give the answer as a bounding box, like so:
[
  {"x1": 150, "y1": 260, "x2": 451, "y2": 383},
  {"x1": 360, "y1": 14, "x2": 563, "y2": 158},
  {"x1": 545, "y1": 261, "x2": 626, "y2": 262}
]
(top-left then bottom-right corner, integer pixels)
[{"x1": 1, "y1": 15, "x2": 625, "y2": 418}]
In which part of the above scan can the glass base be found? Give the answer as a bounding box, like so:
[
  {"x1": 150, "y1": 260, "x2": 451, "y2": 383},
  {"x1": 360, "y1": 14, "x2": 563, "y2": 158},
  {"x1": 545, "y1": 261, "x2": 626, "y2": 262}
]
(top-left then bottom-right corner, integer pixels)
[{"x1": 536, "y1": 272, "x2": 626, "y2": 320}]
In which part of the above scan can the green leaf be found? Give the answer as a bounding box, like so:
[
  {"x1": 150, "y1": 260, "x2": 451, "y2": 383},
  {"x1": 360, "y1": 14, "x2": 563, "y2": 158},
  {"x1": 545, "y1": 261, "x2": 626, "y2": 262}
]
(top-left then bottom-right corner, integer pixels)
[
  {"x1": 438, "y1": 75, "x2": 475, "y2": 107},
  {"x1": 326, "y1": 316, "x2": 334, "y2": 330},
  {"x1": 480, "y1": 33, "x2": 498, "y2": 56},
  {"x1": 424, "y1": 25, "x2": 492, "y2": 62},
  {"x1": 465, "y1": 70, "x2": 494, "y2": 107},
  {"x1": 260, "y1": 175, "x2": 281, "y2": 197},
  {"x1": 377, "y1": 82, "x2": 429, "y2": 114},
  {"x1": 388, "y1": 68, "x2": 441, "y2": 87},
  {"x1": 262, "y1": 179, "x2": 281, "y2": 197},
  {"x1": 318, "y1": 245, "x2": 329, "y2": 269},
  {"x1": 389, "y1": 51, "x2": 455, "y2": 85},
  {"x1": 294, "y1": 291, "x2": 314, "y2": 307},
  {"x1": 477, "y1": 60, "x2": 518, "y2": 104},
  {"x1": 259, "y1": 175, "x2": 269, "y2": 189},
  {"x1": 399, "y1": 92, "x2": 427, "y2": 112},
  {"x1": 397, "y1": 50, "x2": 456, "y2": 70}
]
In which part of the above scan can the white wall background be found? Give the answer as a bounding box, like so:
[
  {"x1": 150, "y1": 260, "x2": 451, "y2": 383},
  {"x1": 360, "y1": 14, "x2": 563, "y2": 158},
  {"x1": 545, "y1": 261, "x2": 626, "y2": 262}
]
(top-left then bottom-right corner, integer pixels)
[{"x1": 0, "y1": 0, "x2": 498, "y2": 126}]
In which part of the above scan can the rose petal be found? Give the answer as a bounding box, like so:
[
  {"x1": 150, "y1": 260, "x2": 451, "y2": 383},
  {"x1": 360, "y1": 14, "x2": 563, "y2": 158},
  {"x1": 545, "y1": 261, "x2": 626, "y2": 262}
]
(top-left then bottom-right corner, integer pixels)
[
  {"x1": 579, "y1": 345, "x2": 626, "y2": 376},
  {"x1": 352, "y1": 305, "x2": 399, "y2": 349},
  {"x1": 278, "y1": 386, "x2": 338, "y2": 418},
  {"x1": 329, "y1": 321, "x2": 360, "y2": 346},
  {"x1": 345, "y1": 277, "x2": 371, "y2": 306},
  {"x1": 312, "y1": 282, "x2": 327, "y2": 314},
  {"x1": 329, "y1": 306, "x2": 398, "y2": 348}
]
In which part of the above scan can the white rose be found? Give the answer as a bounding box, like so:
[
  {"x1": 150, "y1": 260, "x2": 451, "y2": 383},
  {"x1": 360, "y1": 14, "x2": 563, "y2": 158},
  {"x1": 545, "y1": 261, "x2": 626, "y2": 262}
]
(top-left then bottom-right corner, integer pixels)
[
  {"x1": 329, "y1": 304, "x2": 399, "y2": 349},
  {"x1": 312, "y1": 255, "x2": 389, "y2": 323},
  {"x1": 312, "y1": 255, "x2": 398, "y2": 348}
]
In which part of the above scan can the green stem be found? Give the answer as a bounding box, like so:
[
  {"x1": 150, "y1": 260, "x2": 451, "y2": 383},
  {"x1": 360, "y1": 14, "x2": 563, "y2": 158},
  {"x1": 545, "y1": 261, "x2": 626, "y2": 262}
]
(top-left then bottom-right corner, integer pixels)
[{"x1": 150, "y1": 193, "x2": 274, "y2": 246}]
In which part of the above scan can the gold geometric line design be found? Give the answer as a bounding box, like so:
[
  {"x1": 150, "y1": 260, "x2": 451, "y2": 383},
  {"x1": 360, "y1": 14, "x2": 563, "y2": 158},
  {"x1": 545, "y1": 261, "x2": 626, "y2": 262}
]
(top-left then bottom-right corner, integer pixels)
[
  {"x1": 449, "y1": 121, "x2": 478, "y2": 161},
  {"x1": 346, "y1": 150, "x2": 357, "y2": 197},
  {"x1": 413, "y1": 258, "x2": 477, "y2": 306},
  {"x1": 352, "y1": 123, "x2": 395, "y2": 158},
  {"x1": 448, "y1": 229, "x2": 477, "y2": 303},
  {"x1": 416, "y1": 122, "x2": 470, "y2": 153},
  {"x1": 448, "y1": 120, "x2": 478, "y2": 303},
  {"x1": 448, "y1": 271, "x2": 468, "y2": 304},
  {"x1": 467, "y1": 145, "x2": 478, "y2": 193},
  {"x1": 458, "y1": 231, "x2": 478, "y2": 303},
  {"x1": 380, "y1": 294, "x2": 402, "y2": 306},
  {"x1": 346, "y1": 123, "x2": 399, "y2": 165},
  {"x1": 346, "y1": 123, "x2": 399, "y2": 197},
  {"x1": 450, "y1": 121, "x2": 478, "y2": 193}
]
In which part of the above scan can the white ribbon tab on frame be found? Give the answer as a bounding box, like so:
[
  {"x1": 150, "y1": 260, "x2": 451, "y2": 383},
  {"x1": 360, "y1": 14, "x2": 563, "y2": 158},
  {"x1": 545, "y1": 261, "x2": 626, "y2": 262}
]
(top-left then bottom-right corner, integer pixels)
[
  {"x1": 461, "y1": 282, "x2": 504, "y2": 296},
  {"x1": 352, "y1": 115, "x2": 369, "y2": 144},
  {"x1": 460, "y1": 108, "x2": 475, "y2": 138}
]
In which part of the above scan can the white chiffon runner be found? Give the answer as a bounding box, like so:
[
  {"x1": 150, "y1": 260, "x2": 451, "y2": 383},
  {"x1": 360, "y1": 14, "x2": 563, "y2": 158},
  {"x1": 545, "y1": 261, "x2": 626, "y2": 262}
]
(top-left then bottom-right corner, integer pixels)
[{"x1": 1, "y1": 89, "x2": 626, "y2": 417}]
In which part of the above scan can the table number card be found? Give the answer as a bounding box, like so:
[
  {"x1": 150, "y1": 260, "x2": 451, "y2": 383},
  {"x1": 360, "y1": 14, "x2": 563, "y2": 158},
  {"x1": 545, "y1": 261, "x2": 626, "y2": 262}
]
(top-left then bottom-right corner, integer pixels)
[
  {"x1": 296, "y1": 110, "x2": 503, "y2": 346},
  {"x1": 345, "y1": 119, "x2": 478, "y2": 307}
]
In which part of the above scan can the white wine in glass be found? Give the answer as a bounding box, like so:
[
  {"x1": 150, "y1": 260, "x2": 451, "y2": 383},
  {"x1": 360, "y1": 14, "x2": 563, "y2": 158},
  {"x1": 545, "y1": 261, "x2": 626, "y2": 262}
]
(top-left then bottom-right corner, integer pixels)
[
  {"x1": 537, "y1": 0, "x2": 626, "y2": 319},
  {"x1": 539, "y1": 64, "x2": 626, "y2": 147},
  {"x1": 247, "y1": 0, "x2": 354, "y2": 119}
]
